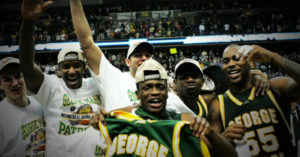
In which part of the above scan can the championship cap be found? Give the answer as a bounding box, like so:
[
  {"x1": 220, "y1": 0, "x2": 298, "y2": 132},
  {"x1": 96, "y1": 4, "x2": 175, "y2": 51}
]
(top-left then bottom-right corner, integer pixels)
[
  {"x1": 135, "y1": 59, "x2": 167, "y2": 84},
  {"x1": 57, "y1": 47, "x2": 85, "y2": 64},
  {"x1": 0, "y1": 57, "x2": 20, "y2": 71},
  {"x1": 127, "y1": 42, "x2": 154, "y2": 59},
  {"x1": 174, "y1": 58, "x2": 203, "y2": 78}
]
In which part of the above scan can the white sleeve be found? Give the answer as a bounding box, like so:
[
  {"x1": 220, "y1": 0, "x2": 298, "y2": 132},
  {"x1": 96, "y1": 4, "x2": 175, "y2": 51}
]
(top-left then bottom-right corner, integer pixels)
[
  {"x1": 89, "y1": 54, "x2": 125, "y2": 92},
  {"x1": 0, "y1": 121, "x2": 4, "y2": 154},
  {"x1": 32, "y1": 73, "x2": 59, "y2": 107},
  {"x1": 166, "y1": 90, "x2": 196, "y2": 116}
]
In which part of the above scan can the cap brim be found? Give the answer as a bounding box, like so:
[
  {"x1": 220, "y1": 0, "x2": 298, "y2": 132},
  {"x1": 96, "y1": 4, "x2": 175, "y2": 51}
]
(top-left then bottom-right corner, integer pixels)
[
  {"x1": 127, "y1": 42, "x2": 154, "y2": 58},
  {"x1": 175, "y1": 62, "x2": 203, "y2": 78},
  {"x1": 203, "y1": 65, "x2": 229, "y2": 94}
]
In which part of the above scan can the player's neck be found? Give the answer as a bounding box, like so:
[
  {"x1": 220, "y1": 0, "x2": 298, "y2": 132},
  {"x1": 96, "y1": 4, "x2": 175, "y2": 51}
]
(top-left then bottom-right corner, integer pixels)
[
  {"x1": 180, "y1": 94, "x2": 198, "y2": 109},
  {"x1": 231, "y1": 73, "x2": 253, "y2": 93},
  {"x1": 7, "y1": 95, "x2": 29, "y2": 107}
]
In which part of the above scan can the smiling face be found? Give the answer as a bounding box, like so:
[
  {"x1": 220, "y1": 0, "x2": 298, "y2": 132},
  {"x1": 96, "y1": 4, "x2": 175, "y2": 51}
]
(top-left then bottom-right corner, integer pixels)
[
  {"x1": 0, "y1": 64, "x2": 26, "y2": 103},
  {"x1": 58, "y1": 60, "x2": 85, "y2": 89},
  {"x1": 222, "y1": 46, "x2": 251, "y2": 85},
  {"x1": 137, "y1": 79, "x2": 168, "y2": 115},
  {"x1": 125, "y1": 51, "x2": 152, "y2": 77},
  {"x1": 174, "y1": 64, "x2": 204, "y2": 99}
]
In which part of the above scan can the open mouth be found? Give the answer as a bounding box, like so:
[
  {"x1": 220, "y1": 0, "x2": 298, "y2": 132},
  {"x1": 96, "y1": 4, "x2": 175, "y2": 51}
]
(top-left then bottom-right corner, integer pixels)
[
  {"x1": 148, "y1": 98, "x2": 162, "y2": 108},
  {"x1": 11, "y1": 86, "x2": 21, "y2": 94},
  {"x1": 186, "y1": 84, "x2": 196, "y2": 88},
  {"x1": 67, "y1": 77, "x2": 79, "y2": 85},
  {"x1": 227, "y1": 69, "x2": 241, "y2": 79}
]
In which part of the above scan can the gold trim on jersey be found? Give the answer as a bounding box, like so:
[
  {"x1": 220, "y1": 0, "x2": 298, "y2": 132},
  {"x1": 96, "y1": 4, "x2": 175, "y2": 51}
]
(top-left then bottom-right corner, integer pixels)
[
  {"x1": 266, "y1": 90, "x2": 292, "y2": 135},
  {"x1": 200, "y1": 140, "x2": 211, "y2": 157},
  {"x1": 172, "y1": 121, "x2": 186, "y2": 157},
  {"x1": 110, "y1": 111, "x2": 143, "y2": 121},
  {"x1": 198, "y1": 95, "x2": 208, "y2": 117},
  {"x1": 99, "y1": 122, "x2": 112, "y2": 157},
  {"x1": 218, "y1": 95, "x2": 226, "y2": 129},
  {"x1": 225, "y1": 87, "x2": 255, "y2": 106}
]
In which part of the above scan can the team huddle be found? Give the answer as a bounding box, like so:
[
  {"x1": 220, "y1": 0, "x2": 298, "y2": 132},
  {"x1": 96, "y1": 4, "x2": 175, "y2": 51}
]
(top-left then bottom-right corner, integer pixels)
[{"x1": 0, "y1": 0, "x2": 299, "y2": 157}]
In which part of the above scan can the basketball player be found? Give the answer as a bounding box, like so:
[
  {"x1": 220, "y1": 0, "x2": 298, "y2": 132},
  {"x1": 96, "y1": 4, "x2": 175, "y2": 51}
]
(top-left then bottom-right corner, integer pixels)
[
  {"x1": 19, "y1": 0, "x2": 103, "y2": 156},
  {"x1": 0, "y1": 57, "x2": 46, "y2": 156},
  {"x1": 209, "y1": 44, "x2": 300, "y2": 157},
  {"x1": 94, "y1": 59, "x2": 237, "y2": 157},
  {"x1": 70, "y1": 0, "x2": 153, "y2": 111}
]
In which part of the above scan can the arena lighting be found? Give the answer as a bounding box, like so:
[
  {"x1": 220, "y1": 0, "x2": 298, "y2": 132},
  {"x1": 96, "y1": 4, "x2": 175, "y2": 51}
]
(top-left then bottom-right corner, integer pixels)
[
  {"x1": 183, "y1": 32, "x2": 300, "y2": 44},
  {"x1": 0, "y1": 32, "x2": 299, "y2": 53}
]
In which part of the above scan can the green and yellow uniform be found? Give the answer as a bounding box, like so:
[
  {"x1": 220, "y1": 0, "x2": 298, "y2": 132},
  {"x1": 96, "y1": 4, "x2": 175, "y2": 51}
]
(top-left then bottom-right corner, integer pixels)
[
  {"x1": 99, "y1": 110, "x2": 210, "y2": 157},
  {"x1": 219, "y1": 87, "x2": 293, "y2": 157},
  {"x1": 192, "y1": 95, "x2": 209, "y2": 118}
]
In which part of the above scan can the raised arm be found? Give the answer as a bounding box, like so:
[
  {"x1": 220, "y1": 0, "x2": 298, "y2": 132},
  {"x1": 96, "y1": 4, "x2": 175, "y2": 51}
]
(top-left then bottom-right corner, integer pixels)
[
  {"x1": 247, "y1": 45, "x2": 300, "y2": 103},
  {"x1": 70, "y1": 0, "x2": 102, "y2": 74},
  {"x1": 19, "y1": 0, "x2": 52, "y2": 93},
  {"x1": 184, "y1": 114, "x2": 237, "y2": 157}
]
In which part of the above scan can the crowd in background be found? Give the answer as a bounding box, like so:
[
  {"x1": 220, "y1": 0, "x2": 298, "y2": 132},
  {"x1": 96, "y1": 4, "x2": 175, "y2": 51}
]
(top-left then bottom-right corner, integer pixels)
[
  {"x1": 1, "y1": 43, "x2": 299, "y2": 100},
  {"x1": 0, "y1": 0, "x2": 299, "y2": 45},
  {"x1": 0, "y1": 0, "x2": 299, "y2": 99}
]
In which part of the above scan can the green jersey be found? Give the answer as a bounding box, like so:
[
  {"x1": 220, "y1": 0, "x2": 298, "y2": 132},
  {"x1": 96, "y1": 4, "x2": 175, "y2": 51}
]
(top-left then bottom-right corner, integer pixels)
[
  {"x1": 219, "y1": 87, "x2": 293, "y2": 157},
  {"x1": 192, "y1": 95, "x2": 209, "y2": 118},
  {"x1": 99, "y1": 111, "x2": 210, "y2": 157}
]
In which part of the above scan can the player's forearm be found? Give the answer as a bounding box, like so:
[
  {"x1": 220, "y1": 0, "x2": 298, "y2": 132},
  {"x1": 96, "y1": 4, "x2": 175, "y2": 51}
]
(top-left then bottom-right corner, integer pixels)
[
  {"x1": 271, "y1": 52, "x2": 300, "y2": 84},
  {"x1": 206, "y1": 129, "x2": 237, "y2": 157},
  {"x1": 19, "y1": 19, "x2": 44, "y2": 93},
  {"x1": 19, "y1": 19, "x2": 35, "y2": 72},
  {"x1": 70, "y1": 0, "x2": 94, "y2": 48}
]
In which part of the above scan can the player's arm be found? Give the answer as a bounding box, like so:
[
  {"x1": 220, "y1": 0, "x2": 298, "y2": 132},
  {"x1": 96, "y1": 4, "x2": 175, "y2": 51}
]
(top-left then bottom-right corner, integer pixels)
[
  {"x1": 90, "y1": 105, "x2": 139, "y2": 128},
  {"x1": 207, "y1": 97, "x2": 223, "y2": 133},
  {"x1": 207, "y1": 97, "x2": 246, "y2": 145},
  {"x1": 204, "y1": 128, "x2": 238, "y2": 157},
  {"x1": 247, "y1": 45, "x2": 300, "y2": 103},
  {"x1": 19, "y1": 0, "x2": 52, "y2": 93},
  {"x1": 183, "y1": 114, "x2": 237, "y2": 157},
  {"x1": 70, "y1": 0, "x2": 102, "y2": 74},
  {"x1": 251, "y1": 69, "x2": 270, "y2": 96}
]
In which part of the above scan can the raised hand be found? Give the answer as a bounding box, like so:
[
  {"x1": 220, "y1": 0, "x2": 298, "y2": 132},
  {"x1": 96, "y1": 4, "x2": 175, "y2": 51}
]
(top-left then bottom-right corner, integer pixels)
[
  {"x1": 251, "y1": 69, "x2": 270, "y2": 96},
  {"x1": 89, "y1": 108, "x2": 109, "y2": 129},
  {"x1": 21, "y1": 0, "x2": 53, "y2": 20},
  {"x1": 221, "y1": 123, "x2": 246, "y2": 144},
  {"x1": 247, "y1": 45, "x2": 274, "y2": 63}
]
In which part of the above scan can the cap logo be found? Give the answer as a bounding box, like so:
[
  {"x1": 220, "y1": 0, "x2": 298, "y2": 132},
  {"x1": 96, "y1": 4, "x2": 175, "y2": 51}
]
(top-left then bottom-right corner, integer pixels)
[
  {"x1": 64, "y1": 53, "x2": 79, "y2": 61},
  {"x1": 144, "y1": 70, "x2": 160, "y2": 81}
]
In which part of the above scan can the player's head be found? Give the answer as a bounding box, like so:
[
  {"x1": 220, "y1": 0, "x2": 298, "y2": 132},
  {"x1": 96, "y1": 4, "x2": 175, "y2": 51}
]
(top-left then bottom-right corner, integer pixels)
[
  {"x1": 174, "y1": 58, "x2": 204, "y2": 98},
  {"x1": 125, "y1": 42, "x2": 154, "y2": 77},
  {"x1": 135, "y1": 59, "x2": 168, "y2": 115},
  {"x1": 57, "y1": 47, "x2": 86, "y2": 89},
  {"x1": 221, "y1": 44, "x2": 251, "y2": 85},
  {"x1": 0, "y1": 57, "x2": 27, "y2": 102}
]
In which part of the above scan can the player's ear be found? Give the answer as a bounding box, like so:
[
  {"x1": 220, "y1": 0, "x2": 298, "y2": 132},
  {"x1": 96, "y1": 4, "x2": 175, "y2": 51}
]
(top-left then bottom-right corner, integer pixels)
[
  {"x1": 173, "y1": 80, "x2": 177, "y2": 93},
  {"x1": 125, "y1": 58, "x2": 131, "y2": 67},
  {"x1": 136, "y1": 90, "x2": 140, "y2": 100}
]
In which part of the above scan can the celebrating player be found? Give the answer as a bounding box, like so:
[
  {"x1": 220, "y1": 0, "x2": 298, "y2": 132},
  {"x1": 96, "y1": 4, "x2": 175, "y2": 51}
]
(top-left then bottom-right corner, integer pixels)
[
  {"x1": 0, "y1": 57, "x2": 46, "y2": 156},
  {"x1": 92, "y1": 59, "x2": 237, "y2": 157},
  {"x1": 19, "y1": 0, "x2": 103, "y2": 156},
  {"x1": 70, "y1": 0, "x2": 153, "y2": 111},
  {"x1": 209, "y1": 44, "x2": 300, "y2": 156}
]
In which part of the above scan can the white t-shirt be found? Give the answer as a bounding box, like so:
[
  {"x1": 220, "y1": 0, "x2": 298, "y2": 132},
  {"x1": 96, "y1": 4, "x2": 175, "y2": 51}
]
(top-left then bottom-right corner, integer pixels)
[
  {"x1": 90, "y1": 55, "x2": 138, "y2": 112},
  {"x1": 0, "y1": 96, "x2": 46, "y2": 157},
  {"x1": 166, "y1": 89, "x2": 196, "y2": 116},
  {"x1": 33, "y1": 74, "x2": 103, "y2": 157}
]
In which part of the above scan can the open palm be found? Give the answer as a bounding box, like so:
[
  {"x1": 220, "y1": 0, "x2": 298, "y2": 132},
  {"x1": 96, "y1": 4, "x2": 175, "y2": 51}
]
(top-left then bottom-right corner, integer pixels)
[{"x1": 21, "y1": 0, "x2": 53, "y2": 20}]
